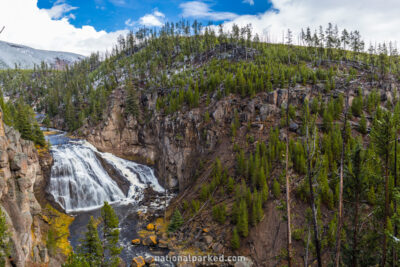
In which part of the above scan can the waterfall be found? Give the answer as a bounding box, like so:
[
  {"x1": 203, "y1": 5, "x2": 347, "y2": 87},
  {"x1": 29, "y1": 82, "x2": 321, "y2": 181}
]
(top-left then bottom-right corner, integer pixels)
[{"x1": 46, "y1": 132, "x2": 164, "y2": 213}]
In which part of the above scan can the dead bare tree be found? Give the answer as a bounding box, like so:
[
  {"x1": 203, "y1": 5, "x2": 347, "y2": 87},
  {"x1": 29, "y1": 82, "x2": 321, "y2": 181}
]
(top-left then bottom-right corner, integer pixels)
[
  {"x1": 0, "y1": 26, "x2": 4, "y2": 35},
  {"x1": 306, "y1": 114, "x2": 322, "y2": 267},
  {"x1": 285, "y1": 78, "x2": 292, "y2": 267},
  {"x1": 335, "y1": 86, "x2": 350, "y2": 267}
]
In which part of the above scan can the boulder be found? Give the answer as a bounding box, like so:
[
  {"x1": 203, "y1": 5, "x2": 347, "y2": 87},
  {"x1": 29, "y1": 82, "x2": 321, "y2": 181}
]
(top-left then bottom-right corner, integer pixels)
[
  {"x1": 289, "y1": 122, "x2": 299, "y2": 132},
  {"x1": 131, "y1": 239, "x2": 140, "y2": 245},
  {"x1": 146, "y1": 223, "x2": 155, "y2": 231},
  {"x1": 132, "y1": 256, "x2": 146, "y2": 267},
  {"x1": 212, "y1": 104, "x2": 225, "y2": 123},
  {"x1": 158, "y1": 239, "x2": 168, "y2": 248},
  {"x1": 142, "y1": 235, "x2": 157, "y2": 246},
  {"x1": 145, "y1": 256, "x2": 155, "y2": 264}
]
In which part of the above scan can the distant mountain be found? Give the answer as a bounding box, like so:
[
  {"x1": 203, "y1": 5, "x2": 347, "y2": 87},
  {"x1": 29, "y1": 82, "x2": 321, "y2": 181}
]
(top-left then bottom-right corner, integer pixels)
[{"x1": 0, "y1": 40, "x2": 84, "y2": 70}]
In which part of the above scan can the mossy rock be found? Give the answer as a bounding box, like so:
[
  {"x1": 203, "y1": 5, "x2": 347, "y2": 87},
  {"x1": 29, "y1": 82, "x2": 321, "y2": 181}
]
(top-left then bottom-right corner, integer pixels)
[
  {"x1": 132, "y1": 256, "x2": 145, "y2": 267},
  {"x1": 146, "y1": 223, "x2": 155, "y2": 231},
  {"x1": 131, "y1": 239, "x2": 140, "y2": 245}
]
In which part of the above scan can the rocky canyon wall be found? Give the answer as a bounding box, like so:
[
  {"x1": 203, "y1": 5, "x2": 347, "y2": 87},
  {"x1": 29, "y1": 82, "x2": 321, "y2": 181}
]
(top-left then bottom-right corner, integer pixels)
[{"x1": 0, "y1": 110, "x2": 50, "y2": 266}]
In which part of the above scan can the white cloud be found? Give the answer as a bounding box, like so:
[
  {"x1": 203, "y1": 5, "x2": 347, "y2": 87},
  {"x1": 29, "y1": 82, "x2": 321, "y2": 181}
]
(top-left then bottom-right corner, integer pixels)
[
  {"x1": 138, "y1": 10, "x2": 165, "y2": 27},
  {"x1": 243, "y1": 0, "x2": 254, "y2": 6},
  {"x1": 0, "y1": 0, "x2": 128, "y2": 56},
  {"x1": 153, "y1": 10, "x2": 165, "y2": 18},
  {"x1": 180, "y1": 1, "x2": 238, "y2": 21},
  {"x1": 125, "y1": 19, "x2": 135, "y2": 27},
  {"x1": 44, "y1": 1, "x2": 78, "y2": 20},
  {"x1": 223, "y1": 0, "x2": 400, "y2": 47}
]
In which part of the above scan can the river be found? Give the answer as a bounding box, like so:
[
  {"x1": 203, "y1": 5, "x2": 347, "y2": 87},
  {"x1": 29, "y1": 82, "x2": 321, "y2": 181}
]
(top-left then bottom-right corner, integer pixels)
[{"x1": 44, "y1": 129, "x2": 173, "y2": 266}]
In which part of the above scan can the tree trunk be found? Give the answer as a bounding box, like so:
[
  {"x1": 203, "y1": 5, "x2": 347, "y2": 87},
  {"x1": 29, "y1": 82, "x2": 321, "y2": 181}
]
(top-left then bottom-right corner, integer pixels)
[
  {"x1": 335, "y1": 90, "x2": 349, "y2": 267},
  {"x1": 381, "y1": 153, "x2": 389, "y2": 267},
  {"x1": 306, "y1": 124, "x2": 322, "y2": 267},
  {"x1": 286, "y1": 86, "x2": 292, "y2": 267},
  {"x1": 352, "y1": 172, "x2": 360, "y2": 267},
  {"x1": 393, "y1": 130, "x2": 398, "y2": 267}
]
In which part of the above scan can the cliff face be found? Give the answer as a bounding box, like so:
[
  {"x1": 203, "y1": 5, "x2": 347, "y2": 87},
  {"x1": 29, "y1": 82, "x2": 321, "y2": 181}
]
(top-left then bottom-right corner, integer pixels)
[
  {"x1": 0, "y1": 111, "x2": 50, "y2": 266},
  {"x1": 79, "y1": 87, "x2": 308, "y2": 192},
  {"x1": 78, "y1": 80, "x2": 389, "y2": 266},
  {"x1": 81, "y1": 88, "x2": 205, "y2": 191}
]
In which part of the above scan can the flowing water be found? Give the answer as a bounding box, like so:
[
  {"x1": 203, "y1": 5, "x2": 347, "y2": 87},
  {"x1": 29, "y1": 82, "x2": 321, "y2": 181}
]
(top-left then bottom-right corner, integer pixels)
[{"x1": 45, "y1": 130, "x2": 173, "y2": 265}]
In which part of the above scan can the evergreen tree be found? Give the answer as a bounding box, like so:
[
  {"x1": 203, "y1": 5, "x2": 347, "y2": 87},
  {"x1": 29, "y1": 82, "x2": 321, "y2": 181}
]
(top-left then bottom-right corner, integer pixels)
[
  {"x1": 62, "y1": 253, "x2": 90, "y2": 267},
  {"x1": 272, "y1": 179, "x2": 281, "y2": 198},
  {"x1": 168, "y1": 209, "x2": 184, "y2": 232},
  {"x1": 359, "y1": 114, "x2": 367, "y2": 134},
  {"x1": 78, "y1": 217, "x2": 103, "y2": 267},
  {"x1": 231, "y1": 227, "x2": 240, "y2": 250},
  {"x1": 212, "y1": 204, "x2": 226, "y2": 224},
  {"x1": 100, "y1": 202, "x2": 122, "y2": 267},
  {"x1": 125, "y1": 75, "x2": 139, "y2": 118},
  {"x1": 370, "y1": 110, "x2": 394, "y2": 266},
  {"x1": 237, "y1": 199, "x2": 248, "y2": 237},
  {"x1": 33, "y1": 122, "x2": 46, "y2": 147}
]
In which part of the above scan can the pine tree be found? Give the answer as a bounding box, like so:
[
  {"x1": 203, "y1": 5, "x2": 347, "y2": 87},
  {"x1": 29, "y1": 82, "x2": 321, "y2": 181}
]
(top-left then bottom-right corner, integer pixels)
[
  {"x1": 227, "y1": 177, "x2": 235, "y2": 193},
  {"x1": 212, "y1": 204, "x2": 226, "y2": 224},
  {"x1": 125, "y1": 75, "x2": 139, "y2": 118},
  {"x1": 62, "y1": 253, "x2": 90, "y2": 267},
  {"x1": 370, "y1": 110, "x2": 394, "y2": 266},
  {"x1": 33, "y1": 122, "x2": 46, "y2": 147},
  {"x1": 231, "y1": 227, "x2": 240, "y2": 250},
  {"x1": 359, "y1": 113, "x2": 367, "y2": 134},
  {"x1": 272, "y1": 179, "x2": 281, "y2": 198},
  {"x1": 15, "y1": 102, "x2": 33, "y2": 141},
  {"x1": 261, "y1": 181, "x2": 269, "y2": 204},
  {"x1": 237, "y1": 199, "x2": 248, "y2": 237},
  {"x1": 101, "y1": 202, "x2": 122, "y2": 267},
  {"x1": 168, "y1": 209, "x2": 184, "y2": 232},
  {"x1": 78, "y1": 216, "x2": 103, "y2": 267}
]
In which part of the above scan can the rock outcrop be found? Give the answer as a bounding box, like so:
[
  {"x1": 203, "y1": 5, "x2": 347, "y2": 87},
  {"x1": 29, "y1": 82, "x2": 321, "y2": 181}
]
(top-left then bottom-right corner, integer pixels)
[
  {"x1": 0, "y1": 110, "x2": 50, "y2": 266},
  {"x1": 80, "y1": 88, "x2": 282, "y2": 192}
]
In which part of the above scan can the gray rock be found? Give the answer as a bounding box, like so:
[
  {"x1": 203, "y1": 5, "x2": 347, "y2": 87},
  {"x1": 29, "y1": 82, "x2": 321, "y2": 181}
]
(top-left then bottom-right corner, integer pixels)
[
  {"x1": 259, "y1": 105, "x2": 270, "y2": 121},
  {"x1": 212, "y1": 104, "x2": 225, "y2": 122},
  {"x1": 289, "y1": 122, "x2": 299, "y2": 132},
  {"x1": 10, "y1": 153, "x2": 27, "y2": 171}
]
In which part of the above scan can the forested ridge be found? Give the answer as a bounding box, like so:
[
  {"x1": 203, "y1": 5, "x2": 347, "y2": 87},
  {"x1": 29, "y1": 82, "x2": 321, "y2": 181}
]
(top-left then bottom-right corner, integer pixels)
[{"x1": 1, "y1": 21, "x2": 400, "y2": 266}]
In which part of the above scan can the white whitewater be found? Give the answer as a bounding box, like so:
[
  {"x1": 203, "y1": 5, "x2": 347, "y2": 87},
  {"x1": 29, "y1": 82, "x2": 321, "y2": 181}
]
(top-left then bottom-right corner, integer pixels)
[{"x1": 46, "y1": 132, "x2": 164, "y2": 213}]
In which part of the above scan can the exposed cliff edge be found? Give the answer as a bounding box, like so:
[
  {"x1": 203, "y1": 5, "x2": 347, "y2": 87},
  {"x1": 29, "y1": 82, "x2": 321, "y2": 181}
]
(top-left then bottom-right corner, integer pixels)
[{"x1": 0, "y1": 110, "x2": 59, "y2": 266}]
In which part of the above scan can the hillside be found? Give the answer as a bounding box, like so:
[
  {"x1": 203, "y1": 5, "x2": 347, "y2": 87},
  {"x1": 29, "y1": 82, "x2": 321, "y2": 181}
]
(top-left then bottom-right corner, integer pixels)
[
  {"x1": 0, "y1": 40, "x2": 84, "y2": 70},
  {"x1": 1, "y1": 22, "x2": 400, "y2": 266}
]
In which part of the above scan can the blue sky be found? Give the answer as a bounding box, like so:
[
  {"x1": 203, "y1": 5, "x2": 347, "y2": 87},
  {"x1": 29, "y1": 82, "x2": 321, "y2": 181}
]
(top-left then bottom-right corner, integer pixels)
[
  {"x1": 37, "y1": 0, "x2": 271, "y2": 32},
  {"x1": 2, "y1": 0, "x2": 399, "y2": 55}
]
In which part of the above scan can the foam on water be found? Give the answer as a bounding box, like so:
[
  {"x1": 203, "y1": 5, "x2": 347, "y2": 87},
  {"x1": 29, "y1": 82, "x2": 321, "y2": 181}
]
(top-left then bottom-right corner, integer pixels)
[{"x1": 46, "y1": 134, "x2": 164, "y2": 213}]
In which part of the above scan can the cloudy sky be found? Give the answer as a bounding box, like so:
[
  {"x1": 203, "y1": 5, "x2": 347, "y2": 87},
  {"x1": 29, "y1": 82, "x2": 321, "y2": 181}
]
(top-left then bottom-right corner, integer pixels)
[{"x1": 0, "y1": 0, "x2": 399, "y2": 56}]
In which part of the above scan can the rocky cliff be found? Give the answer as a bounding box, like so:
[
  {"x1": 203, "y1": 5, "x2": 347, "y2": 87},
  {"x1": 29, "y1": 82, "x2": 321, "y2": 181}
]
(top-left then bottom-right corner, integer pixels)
[
  {"x1": 78, "y1": 75, "x2": 394, "y2": 266},
  {"x1": 80, "y1": 87, "x2": 281, "y2": 192},
  {"x1": 0, "y1": 110, "x2": 51, "y2": 266}
]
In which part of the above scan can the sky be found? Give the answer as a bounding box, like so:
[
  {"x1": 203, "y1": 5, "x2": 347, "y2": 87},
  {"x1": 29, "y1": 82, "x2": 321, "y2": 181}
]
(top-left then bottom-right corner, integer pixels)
[{"x1": 0, "y1": 0, "x2": 400, "y2": 56}]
